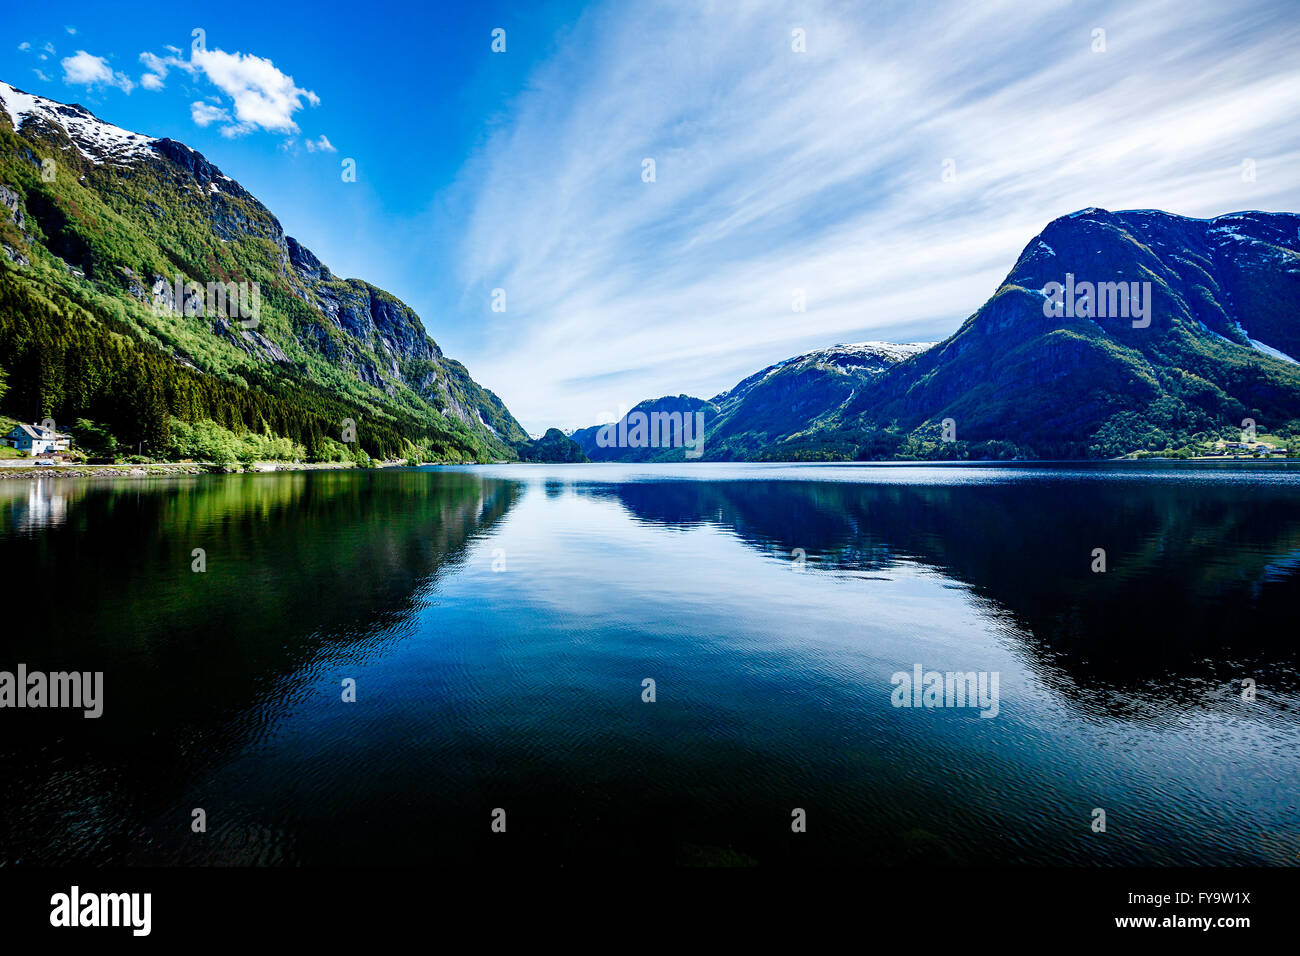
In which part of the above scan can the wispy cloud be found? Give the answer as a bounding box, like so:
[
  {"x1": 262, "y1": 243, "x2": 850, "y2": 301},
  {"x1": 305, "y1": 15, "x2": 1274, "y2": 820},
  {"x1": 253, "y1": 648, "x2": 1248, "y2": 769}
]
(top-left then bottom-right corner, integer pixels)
[
  {"x1": 449, "y1": 0, "x2": 1300, "y2": 432},
  {"x1": 190, "y1": 101, "x2": 231, "y2": 126},
  {"x1": 138, "y1": 51, "x2": 172, "y2": 90},
  {"x1": 304, "y1": 134, "x2": 336, "y2": 153}
]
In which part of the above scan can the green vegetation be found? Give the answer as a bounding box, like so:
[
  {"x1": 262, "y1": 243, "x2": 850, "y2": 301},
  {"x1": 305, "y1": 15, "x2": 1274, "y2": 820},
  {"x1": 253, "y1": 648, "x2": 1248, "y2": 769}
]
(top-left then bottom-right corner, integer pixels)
[
  {"x1": 68, "y1": 417, "x2": 117, "y2": 459},
  {"x1": 518, "y1": 427, "x2": 589, "y2": 463},
  {"x1": 0, "y1": 97, "x2": 532, "y2": 465},
  {"x1": 0, "y1": 266, "x2": 495, "y2": 462},
  {"x1": 166, "y1": 418, "x2": 304, "y2": 465},
  {"x1": 578, "y1": 210, "x2": 1300, "y2": 462},
  {"x1": 1113, "y1": 422, "x2": 1299, "y2": 460},
  {"x1": 0, "y1": 410, "x2": 22, "y2": 458}
]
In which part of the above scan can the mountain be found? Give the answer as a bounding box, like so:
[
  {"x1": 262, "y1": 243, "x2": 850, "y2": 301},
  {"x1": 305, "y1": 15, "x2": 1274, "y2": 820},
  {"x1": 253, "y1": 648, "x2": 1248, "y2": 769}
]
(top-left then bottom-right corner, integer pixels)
[
  {"x1": 571, "y1": 394, "x2": 716, "y2": 463},
  {"x1": 704, "y1": 342, "x2": 935, "y2": 459},
  {"x1": 517, "y1": 427, "x2": 588, "y2": 463},
  {"x1": 0, "y1": 80, "x2": 537, "y2": 463},
  {"x1": 5, "y1": 80, "x2": 1296, "y2": 465},
  {"x1": 571, "y1": 342, "x2": 933, "y2": 461},
  {"x1": 828, "y1": 207, "x2": 1300, "y2": 458},
  {"x1": 576, "y1": 208, "x2": 1300, "y2": 461}
]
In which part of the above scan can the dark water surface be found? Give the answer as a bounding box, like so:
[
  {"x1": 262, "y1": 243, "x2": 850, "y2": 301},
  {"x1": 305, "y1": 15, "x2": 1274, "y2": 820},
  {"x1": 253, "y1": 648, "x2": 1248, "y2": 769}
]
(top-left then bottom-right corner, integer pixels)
[{"x1": 1, "y1": 463, "x2": 1298, "y2": 866}]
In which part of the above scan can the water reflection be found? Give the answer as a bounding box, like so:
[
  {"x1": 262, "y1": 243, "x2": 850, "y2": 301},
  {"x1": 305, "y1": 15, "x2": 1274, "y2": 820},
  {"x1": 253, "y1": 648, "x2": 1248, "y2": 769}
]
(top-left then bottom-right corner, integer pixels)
[
  {"x1": 0, "y1": 477, "x2": 70, "y2": 533},
  {"x1": 1, "y1": 465, "x2": 1297, "y2": 867},
  {"x1": 0, "y1": 470, "x2": 521, "y2": 864},
  {"x1": 577, "y1": 475, "x2": 1300, "y2": 711}
]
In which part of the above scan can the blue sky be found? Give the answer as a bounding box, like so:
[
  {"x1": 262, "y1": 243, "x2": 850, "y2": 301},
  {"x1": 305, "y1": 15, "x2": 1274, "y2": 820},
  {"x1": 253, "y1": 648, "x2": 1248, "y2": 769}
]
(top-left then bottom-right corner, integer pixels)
[{"x1": 5, "y1": 1, "x2": 1300, "y2": 433}]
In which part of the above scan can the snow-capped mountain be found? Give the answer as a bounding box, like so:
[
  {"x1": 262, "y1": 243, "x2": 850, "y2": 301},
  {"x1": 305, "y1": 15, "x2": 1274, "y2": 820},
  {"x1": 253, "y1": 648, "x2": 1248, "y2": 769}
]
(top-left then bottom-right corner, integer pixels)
[
  {"x1": 0, "y1": 80, "x2": 157, "y2": 165},
  {"x1": 0, "y1": 79, "x2": 537, "y2": 461},
  {"x1": 714, "y1": 341, "x2": 935, "y2": 404}
]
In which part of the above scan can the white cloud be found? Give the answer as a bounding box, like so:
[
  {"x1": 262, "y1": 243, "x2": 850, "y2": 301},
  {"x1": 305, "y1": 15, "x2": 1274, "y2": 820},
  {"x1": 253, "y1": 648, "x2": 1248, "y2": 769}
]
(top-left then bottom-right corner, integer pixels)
[
  {"x1": 138, "y1": 52, "x2": 174, "y2": 91},
  {"x1": 138, "y1": 52, "x2": 169, "y2": 76},
  {"x1": 139, "y1": 52, "x2": 170, "y2": 74},
  {"x1": 138, "y1": 45, "x2": 320, "y2": 137},
  {"x1": 190, "y1": 49, "x2": 318, "y2": 133},
  {"x1": 18, "y1": 42, "x2": 30, "y2": 52},
  {"x1": 65, "y1": 26, "x2": 76, "y2": 36},
  {"x1": 61, "y1": 50, "x2": 134, "y2": 93},
  {"x1": 304, "y1": 134, "x2": 336, "y2": 153},
  {"x1": 33, "y1": 69, "x2": 50, "y2": 82},
  {"x1": 190, "y1": 101, "x2": 231, "y2": 126},
  {"x1": 449, "y1": 0, "x2": 1300, "y2": 431}
]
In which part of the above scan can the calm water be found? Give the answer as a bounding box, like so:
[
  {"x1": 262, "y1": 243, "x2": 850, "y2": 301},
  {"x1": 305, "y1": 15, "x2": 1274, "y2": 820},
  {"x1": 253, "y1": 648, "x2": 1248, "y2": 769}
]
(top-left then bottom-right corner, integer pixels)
[{"x1": 1, "y1": 463, "x2": 1298, "y2": 866}]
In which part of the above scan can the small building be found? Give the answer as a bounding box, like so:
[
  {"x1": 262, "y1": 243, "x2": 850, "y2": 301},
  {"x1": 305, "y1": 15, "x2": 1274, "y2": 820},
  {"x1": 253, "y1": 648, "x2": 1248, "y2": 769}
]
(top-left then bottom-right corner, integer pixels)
[{"x1": 4, "y1": 423, "x2": 72, "y2": 456}]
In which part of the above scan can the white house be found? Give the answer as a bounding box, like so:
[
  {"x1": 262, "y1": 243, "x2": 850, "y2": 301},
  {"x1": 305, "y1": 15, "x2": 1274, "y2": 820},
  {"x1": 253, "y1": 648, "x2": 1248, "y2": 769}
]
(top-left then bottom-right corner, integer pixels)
[{"x1": 5, "y1": 423, "x2": 72, "y2": 456}]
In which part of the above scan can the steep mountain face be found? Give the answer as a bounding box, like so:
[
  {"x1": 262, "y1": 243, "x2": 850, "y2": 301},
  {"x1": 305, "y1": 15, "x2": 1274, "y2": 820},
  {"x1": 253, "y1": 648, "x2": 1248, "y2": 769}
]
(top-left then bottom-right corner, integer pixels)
[
  {"x1": 834, "y1": 208, "x2": 1300, "y2": 456},
  {"x1": 576, "y1": 208, "x2": 1300, "y2": 461},
  {"x1": 0, "y1": 80, "x2": 528, "y2": 461},
  {"x1": 572, "y1": 343, "x2": 930, "y2": 461},
  {"x1": 704, "y1": 342, "x2": 934, "y2": 459}
]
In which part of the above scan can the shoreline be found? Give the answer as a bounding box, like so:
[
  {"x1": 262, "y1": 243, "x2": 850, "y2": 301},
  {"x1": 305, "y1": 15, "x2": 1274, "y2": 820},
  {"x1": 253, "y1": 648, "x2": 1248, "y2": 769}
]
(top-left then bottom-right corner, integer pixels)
[
  {"x1": 3, "y1": 456, "x2": 1298, "y2": 481},
  {"x1": 0, "y1": 460, "x2": 404, "y2": 480}
]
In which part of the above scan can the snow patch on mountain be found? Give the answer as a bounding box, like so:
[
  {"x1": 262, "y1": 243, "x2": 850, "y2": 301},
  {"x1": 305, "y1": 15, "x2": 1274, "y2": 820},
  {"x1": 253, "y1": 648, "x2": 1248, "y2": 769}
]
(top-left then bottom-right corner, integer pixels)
[
  {"x1": 751, "y1": 341, "x2": 932, "y2": 382},
  {"x1": 804, "y1": 341, "x2": 936, "y2": 370},
  {"x1": 0, "y1": 80, "x2": 156, "y2": 165}
]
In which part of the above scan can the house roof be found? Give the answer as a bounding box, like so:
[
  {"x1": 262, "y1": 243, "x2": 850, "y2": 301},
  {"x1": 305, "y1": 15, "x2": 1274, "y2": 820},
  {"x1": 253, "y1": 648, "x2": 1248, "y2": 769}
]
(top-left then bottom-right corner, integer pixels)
[{"x1": 9, "y1": 423, "x2": 71, "y2": 440}]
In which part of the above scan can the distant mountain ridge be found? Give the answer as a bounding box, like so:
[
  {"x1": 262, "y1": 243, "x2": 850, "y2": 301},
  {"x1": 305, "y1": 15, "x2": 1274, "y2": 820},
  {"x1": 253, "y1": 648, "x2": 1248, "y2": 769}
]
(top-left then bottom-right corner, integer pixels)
[
  {"x1": 577, "y1": 208, "x2": 1300, "y2": 461},
  {"x1": 0, "y1": 80, "x2": 544, "y2": 462},
  {"x1": 572, "y1": 341, "x2": 934, "y2": 461}
]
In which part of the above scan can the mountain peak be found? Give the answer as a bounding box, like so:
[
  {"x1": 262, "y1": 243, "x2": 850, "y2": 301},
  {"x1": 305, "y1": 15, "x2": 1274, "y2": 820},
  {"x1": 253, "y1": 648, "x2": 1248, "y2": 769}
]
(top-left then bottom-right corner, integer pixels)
[
  {"x1": 720, "y1": 341, "x2": 934, "y2": 398},
  {"x1": 0, "y1": 78, "x2": 534, "y2": 461},
  {"x1": 0, "y1": 80, "x2": 157, "y2": 166}
]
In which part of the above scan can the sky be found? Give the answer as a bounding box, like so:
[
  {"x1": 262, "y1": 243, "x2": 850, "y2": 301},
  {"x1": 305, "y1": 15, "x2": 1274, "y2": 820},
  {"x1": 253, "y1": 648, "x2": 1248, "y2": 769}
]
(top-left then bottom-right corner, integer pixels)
[{"x1": 4, "y1": 0, "x2": 1300, "y2": 434}]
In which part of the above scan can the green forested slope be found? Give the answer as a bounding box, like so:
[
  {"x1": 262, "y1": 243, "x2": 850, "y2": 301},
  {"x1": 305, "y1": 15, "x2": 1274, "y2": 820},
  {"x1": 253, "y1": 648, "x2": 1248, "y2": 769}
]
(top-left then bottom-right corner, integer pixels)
[{"x1": 0, "y1": 80, "x2": 529, "y2": 462}]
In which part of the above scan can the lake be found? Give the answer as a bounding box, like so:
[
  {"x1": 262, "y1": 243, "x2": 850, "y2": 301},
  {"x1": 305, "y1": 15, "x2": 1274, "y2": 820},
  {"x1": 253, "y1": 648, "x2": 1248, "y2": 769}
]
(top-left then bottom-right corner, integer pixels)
[{"x1": 1, "y1": 462, "x2": 1298, "y2": 866}]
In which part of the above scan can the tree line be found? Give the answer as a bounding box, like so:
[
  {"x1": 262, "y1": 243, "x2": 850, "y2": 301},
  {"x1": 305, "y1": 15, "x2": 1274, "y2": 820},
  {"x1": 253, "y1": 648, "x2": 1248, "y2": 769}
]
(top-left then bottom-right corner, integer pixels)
[{"x1": 0, "y1": 268, "x2": 494, "y2": 462}]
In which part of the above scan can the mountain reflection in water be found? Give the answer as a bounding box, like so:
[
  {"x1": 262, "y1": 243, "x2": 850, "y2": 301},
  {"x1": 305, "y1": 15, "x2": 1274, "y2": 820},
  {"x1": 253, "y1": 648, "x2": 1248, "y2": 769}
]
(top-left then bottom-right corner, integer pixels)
[{"x1": 0, "y1": 463, "x2": 1296, "y2": 866}]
